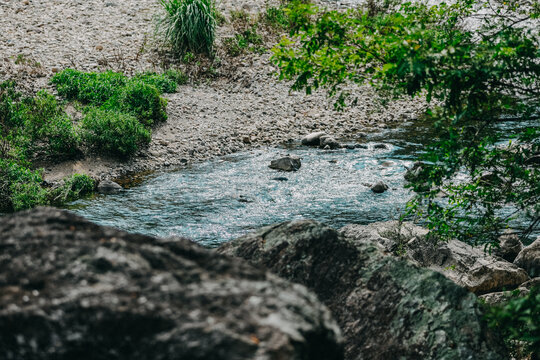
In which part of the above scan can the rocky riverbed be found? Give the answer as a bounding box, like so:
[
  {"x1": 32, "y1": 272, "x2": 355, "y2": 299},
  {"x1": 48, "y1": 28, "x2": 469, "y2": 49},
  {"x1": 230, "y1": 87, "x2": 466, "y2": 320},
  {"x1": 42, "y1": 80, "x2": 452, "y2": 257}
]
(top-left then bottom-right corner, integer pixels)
[{"x1": 0, "y1": 0, "x2": 426, "y2": 182}]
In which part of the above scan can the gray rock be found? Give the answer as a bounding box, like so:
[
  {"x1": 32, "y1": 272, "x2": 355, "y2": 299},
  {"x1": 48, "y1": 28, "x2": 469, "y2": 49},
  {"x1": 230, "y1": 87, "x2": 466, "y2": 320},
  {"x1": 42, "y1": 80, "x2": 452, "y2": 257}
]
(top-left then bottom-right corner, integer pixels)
[
  {"x1": 97, "y1": 179, "x2": 123, "y2": 194},
  {"x1": 373, "y1": 143, "x2": 388, "y2": 150},
  {"x1": 319, "y1": 135, "x2": 340, "y2": 149},
  {"x1": 493, "y1": 231, "x2": 523, "y2": 262},
  {"x1": 219, "y1": 220, "x2": 507, "y2": 360},
  {"x1": 301, "y1": 131, "x2": 326, "y2": 146},
  {"x1": 514, "y1": 237, "x2": 540, "y2": 277},
  {"x1": 341, "y1": 221, "x2": 530, "y2": 295},
  {"x1": 269, "y1": 156, "x2": 301, "y2": 172},
  {"x1": 370, "y1": 181, "x2": 389, "y2": 193},
  {"x1": 0, "y1": 208, "x2": 343, "y2": 360}
]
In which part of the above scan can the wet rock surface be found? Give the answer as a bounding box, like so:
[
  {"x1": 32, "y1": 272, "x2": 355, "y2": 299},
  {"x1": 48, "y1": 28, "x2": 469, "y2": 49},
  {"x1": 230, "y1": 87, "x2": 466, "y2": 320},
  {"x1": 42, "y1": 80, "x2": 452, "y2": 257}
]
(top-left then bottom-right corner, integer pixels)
[
  {"x1": 96, "y1": 179, "x2": 123, "y2": 194},
  {"x1": 341, "y1": 221, "x2": 530, "y2": 295},
  {"x1": 370, "y1": 181, "x2": 388, "y2": 193},
  {"x1": 494, "y1": 231, "x2": 523, "y2": 262},
  {"x1": 219, "y1": 220, "x2": 507, "y2": 360},
  {"x1": 0, "y1": 208, "x2": 343, "y2": 360},
  {"x1": 269, "y1": 156, "x2": 301, "y2": 172}
]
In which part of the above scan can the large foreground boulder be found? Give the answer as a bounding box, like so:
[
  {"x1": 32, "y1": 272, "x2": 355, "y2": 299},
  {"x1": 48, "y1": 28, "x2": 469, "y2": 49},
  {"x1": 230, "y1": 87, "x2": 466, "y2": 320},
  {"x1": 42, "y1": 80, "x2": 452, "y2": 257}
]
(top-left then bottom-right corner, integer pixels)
[
  {"x1": 341, "y1": 221, "x2": 529, "y2": 295},
  {"x1": 0, "y1": 208, "x2": 343, "y2": 360},
  {"x1": 219, "y1": 220, "x2": 507, "y2": 360}
]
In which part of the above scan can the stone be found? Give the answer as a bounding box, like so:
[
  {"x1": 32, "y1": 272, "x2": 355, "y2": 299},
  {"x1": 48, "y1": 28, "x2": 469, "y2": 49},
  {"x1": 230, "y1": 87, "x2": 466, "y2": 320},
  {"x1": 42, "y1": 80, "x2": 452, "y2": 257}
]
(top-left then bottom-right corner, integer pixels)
[
  {"x1": 493, "y1": 231, "x2": 523, "y2": 262},
  {"x1": 0, "y1": 208, "x2": 343, "y2": 360},
  {"x1": 269, "y1": 156, "x2": 301, "y2": 172},
  {"x1": 370, "y1": 181, "x2": 389, "y2": 193},
  {"x1": 341, "y1": 221, "x2": 530, "y2": 295},
  {"x1": 514, "y1": 237, "x2": 540, "y2": 277},
  {"x1": 301, "y1": 131, "x2": 326, "y2": 146},
  {"x1": 319, "y1": 135, "x2": 340, "y2": 149},
  {"x1": 373, "y1": 143, "x2": 388, "y2": 150},
  {"x1": 272, "y1": 177, "x2": 288, "y2": 181},
  {"x1": 219, "y1": 220, "x2": 507, "y2": 360},
  {"x1": 97, "y1": 179, "x2": 123, "y2": 194}
]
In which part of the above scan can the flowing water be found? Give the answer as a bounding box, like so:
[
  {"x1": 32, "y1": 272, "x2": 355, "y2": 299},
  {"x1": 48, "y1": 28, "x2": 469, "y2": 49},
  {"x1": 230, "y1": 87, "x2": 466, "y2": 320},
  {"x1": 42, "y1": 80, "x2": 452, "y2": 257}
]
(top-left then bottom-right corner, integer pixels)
[
  {"x1": 65, "y1": 119, "x2": 538, "y2": 247},
  {"x1": 66, "y1": 124, "x2": 426, "y2": 247}
]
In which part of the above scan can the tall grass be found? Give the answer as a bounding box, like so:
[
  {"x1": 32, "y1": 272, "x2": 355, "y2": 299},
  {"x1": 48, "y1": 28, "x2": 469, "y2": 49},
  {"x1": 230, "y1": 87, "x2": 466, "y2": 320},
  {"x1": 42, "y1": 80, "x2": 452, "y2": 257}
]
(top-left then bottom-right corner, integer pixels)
[{"x1": 158, "y1": 0, "x2": 217, "y2": 56}]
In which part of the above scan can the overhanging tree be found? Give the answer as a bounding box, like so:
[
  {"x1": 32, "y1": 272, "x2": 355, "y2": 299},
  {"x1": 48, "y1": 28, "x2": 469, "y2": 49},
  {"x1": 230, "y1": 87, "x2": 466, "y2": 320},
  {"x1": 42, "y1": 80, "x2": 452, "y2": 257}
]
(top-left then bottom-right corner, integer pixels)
[{"x1": 273, "y1": 0, "x2": 540, "y2": 247}]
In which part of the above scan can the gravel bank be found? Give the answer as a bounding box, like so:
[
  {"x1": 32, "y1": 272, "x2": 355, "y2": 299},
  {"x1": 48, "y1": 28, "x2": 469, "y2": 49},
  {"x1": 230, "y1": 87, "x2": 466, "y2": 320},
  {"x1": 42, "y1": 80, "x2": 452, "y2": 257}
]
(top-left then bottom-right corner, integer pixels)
[{"x1": 0, "y1": 0, "x2": 426, "y2": 182}]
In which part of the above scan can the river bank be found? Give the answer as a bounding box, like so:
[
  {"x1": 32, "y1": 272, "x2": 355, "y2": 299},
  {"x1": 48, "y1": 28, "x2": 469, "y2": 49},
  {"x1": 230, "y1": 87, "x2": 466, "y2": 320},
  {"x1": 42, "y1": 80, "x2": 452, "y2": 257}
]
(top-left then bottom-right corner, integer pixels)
[{"x1": 0, "y1": 0, "x2": 426, "y2": 183}]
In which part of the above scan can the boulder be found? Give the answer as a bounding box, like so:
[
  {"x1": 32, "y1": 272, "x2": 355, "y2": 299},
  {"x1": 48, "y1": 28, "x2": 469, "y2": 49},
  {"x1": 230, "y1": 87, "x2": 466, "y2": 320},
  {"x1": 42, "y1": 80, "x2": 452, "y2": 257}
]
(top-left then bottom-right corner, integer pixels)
[
  {"x1": 0, "y1": 208, "x2": 343, "y2": 360},
  {"x1": 97, "y1": 179, "x2": 123, "y2": 194},
  {"x1": 340, "y1": 221, "x2": 530, "y2": 295},
  {"x1": 219, "y1": 220, "x2": 507, "y2": 360},
  {"x1": 269, "y1": 156, "x2": 301, "y2": 172},
  {"x1": 319, "y1": 135, "x2": 340, "y2": 149},
  {"x1": 370, "y1": 181, "x2": 389, "y2": 194},
  {"x1": 514, "y1": 237, "x2": 540, "y2": 277},
  {"x1": 493, "y1": 231, "x2": 523, "y2": 262},
  {"x1": 301, "y1": 131, "x2": 326, "y2": 146}
]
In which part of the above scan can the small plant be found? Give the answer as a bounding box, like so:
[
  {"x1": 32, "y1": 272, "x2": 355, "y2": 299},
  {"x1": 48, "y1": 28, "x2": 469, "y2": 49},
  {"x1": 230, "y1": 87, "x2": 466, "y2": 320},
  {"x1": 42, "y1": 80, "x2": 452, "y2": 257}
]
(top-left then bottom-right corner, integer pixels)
[
  {"x1": 113, "y1": 81, "x2": 168, "y2": 126},
  {"x1": 264, "y1": 6, "x2": 290, "y2": 29},
  {"x1": 0, "y1": 159, "x2": 48, "y2": 212},
  {"x1": 81, "y1": 108, "x2": 151, "y2": 157},
  {"x1": 164, "y1": 69, "x2": 188, "y2": 85},
  {"x1": 224, "y1": 25, "x2": 265, "y2": 56},
  {"x1": 158, "y1": 0, "x2": 217, "y2": 56},
  {"x1": 51, "y1": 173, "x2": 95, "y2": 203},
  {"x1": 133, "y1": 72, "x2": 178, "y2": 93}
]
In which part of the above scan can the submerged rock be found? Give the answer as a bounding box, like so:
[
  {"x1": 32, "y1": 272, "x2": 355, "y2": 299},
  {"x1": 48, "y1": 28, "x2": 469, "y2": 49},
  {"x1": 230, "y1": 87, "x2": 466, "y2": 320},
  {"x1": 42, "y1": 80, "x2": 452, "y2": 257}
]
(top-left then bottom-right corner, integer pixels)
[
  {"x1": 514, "y1": 237, "x2": 540, "y2": 277},
  {"x1": 370, "y1": 181, "x2": 389, "y2": 193},
  {"x1": 319, "y1": 135, "x2": 340, "y2": 149},
  {"x1": 0, "y1": 208, "x2": 343, "y2": 360},
  {"x1": 97, "y1": 179, "x2": 123, "y2": 194},
  {"x1": 219, "y1": 220, "x2": 507, "y2": 360},
  {"x1": 301, "y1": 131, "x2": 326, "y2": 146},
  {"x1": 341, "y1": 221, "x2": 530, "y2": 295},
  {"x1": 269, "y1": 156, "x2": 301, "y2": 172}
]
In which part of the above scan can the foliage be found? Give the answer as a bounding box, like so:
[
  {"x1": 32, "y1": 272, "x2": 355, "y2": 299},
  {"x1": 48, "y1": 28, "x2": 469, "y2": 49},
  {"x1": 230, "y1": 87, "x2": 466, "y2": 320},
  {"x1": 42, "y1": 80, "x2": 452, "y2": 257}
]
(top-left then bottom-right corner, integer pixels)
[
  {"x1": 51, "y1": 69, "x2": 127, "y2": 105},
  {"x1": 21, "y1": 90, "x2": 80, "y2": 158},
  {"x1": 0, "y1": 158, "x2": 48, "y2": 212},
  {"x1": 158, "y1": 0, "x2": 217, "y2": 56},
  {"x1": 484, "y1": 287, "x2": 540, "y2": 358},
  {"x1": 272, "y1": 0, "x2": 540, "y2": 247},
  {"x1": 113, "y1": 81, "x2": 168, "y2": 126},
  {"x1": 81, "y1": 108, "x2": 151, "y2": 157},
  {"x1": 224, "y1": 25, "x2": 265, "y2": 56},
  {"x1": 264, "y1": 6, "x2": 291, "y2": 29},
  {"x1": 51, "y1": 174, "x2": 95, "y2": 203}
]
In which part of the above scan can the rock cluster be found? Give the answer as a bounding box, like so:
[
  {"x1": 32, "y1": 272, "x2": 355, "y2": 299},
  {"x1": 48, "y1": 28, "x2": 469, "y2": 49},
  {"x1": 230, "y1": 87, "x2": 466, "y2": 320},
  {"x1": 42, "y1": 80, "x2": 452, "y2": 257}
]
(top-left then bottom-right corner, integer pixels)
[
  {"x1": 219, "y1": 220, "x2": 507, "y2": 360},
  {"x1": 0, "y1": 208, "x2": 343, "y2": 360},
  {"x1": 340, "y1": 221, "x2": 531, "y2": 295}
]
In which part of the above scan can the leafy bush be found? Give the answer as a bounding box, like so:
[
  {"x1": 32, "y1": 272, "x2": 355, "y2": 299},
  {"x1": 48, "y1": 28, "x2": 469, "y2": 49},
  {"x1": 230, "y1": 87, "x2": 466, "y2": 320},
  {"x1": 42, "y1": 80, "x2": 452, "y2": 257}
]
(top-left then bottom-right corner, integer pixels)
[
  {"x1": 113, "y1": 81, "x2": 168, "y2": 126},
  {"x1": 133, "y1": 72, "x2": 178, "y2": 93},
  {"x1": 158, "y1": 0, "x2": 217, "y2": 56},
  {"x1": 21, "y1": 90, "x2": 79, "y2": 158},
  {"x1": 264, "y1": 6, "x2": 290, "y2": 29},
  {"x1": 0, "y1": 159, "x2": 48, "y2": 212},
  {"x1": 51, "y1": 173, "x2": 95, "y2": 203},
  {"x1": 81, "y1": 108, "x2": 151, "y2": 157},
  {"x1": 485, "y1": 287, "x2": 540, "y2": 359},
  {"x1": 164, "y1": 69, "x2": 188, "y2": 85},
  {"x1": 0, "y1": 81, "x2": 24, "y2": 129},
  {"x1": 51, "y1": 69, "x2": 127, "y2": 105}
]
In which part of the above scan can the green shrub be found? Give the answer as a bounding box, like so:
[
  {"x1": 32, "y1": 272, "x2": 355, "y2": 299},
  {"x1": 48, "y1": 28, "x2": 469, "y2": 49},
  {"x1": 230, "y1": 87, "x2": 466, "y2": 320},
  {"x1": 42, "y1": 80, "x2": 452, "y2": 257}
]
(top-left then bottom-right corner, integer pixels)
[
  {"x1": 484, "y1": 287, "x2": 540, "y2": 359},
  {"x1": 51, "y1": 69, "x2": 127, "y2": 105},
  {"x1": 21, "y1": 90, "x2": 79, "y2": 158},
  {"x1": 114, "y1": 81, "x2": 168, "y2": 126},
  {"x1": 0, "y1": 159, "x2": 48, "y2": 212},
  {"x1": 158, "y1": 0, "x2": 217, "y2": 55},
  {"x1": 51, "y1": 173, "x2": 95, "y2": 203},
  {"x1": 164, "y1": 69, "x2": 188, "y2": 85},
  {"x1": 0, "y1": 81, "x2": 24, "y2": 129},
  {"x1": 81, "y1": 108, "x2": 151, "y2": 157},
  {"x1": 224, "y1": 26, "x2": 264, "y2": 56},
  {"x1": 133, "y1": 72, "x2": 178, "y2": 93},
  {"x1": 264, "y1": 7, "x2": 290, "y2": 29}
]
